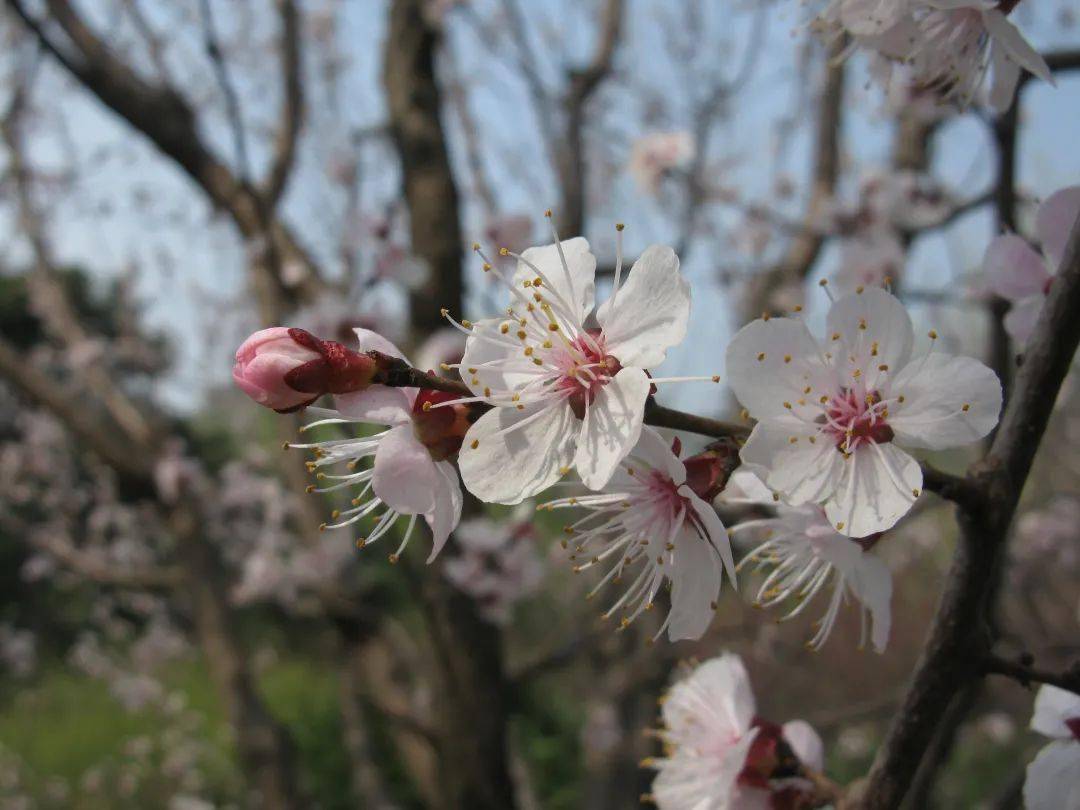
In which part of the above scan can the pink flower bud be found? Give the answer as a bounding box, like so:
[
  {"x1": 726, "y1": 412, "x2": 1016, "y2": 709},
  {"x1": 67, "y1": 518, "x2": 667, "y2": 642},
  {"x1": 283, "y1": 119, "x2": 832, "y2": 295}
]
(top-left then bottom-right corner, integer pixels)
[{"x1": 233, "y1": 327, "x2": 377, "y2": 413}]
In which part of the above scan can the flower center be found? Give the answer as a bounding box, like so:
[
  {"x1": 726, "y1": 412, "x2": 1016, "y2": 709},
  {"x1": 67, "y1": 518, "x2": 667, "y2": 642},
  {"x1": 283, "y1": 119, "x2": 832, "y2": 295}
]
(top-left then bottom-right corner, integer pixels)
[
  {"x1": 820, "y1": 387, "x2": 894, "y2": 453},
  {"x1": 553, "y1": 328, "x2": 622, "y2": 419}
]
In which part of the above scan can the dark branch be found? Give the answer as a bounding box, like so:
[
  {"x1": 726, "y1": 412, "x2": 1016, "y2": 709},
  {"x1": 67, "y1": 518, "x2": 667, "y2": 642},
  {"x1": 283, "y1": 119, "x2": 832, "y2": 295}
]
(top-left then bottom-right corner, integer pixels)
[{"x1": 984, "y1": 654, "x2": 1080, "y2": 697}]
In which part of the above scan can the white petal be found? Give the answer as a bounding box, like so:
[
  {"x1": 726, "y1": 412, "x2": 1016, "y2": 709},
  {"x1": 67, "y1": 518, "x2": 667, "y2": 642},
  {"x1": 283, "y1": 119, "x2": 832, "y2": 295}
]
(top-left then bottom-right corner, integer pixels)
[
  {"x1": 513, "y1": 237, "x2": 596, "y2": 325},
  {"x1": 424, "y1": 460, "x2": 463, "y2": 561},
  {"x1": 459, "y1": 317, "x2": 540, "y2": 397},
  {"x1": 888, "y1": 353, "x2": 1002, "y2": 450},
  {"x1": 740, "y1": 423, "x2": 846, "y2": 507},
  {"x1": 782, "y1": 720, "x2": 824, "y2": 773},
  {"x1": 1037, "y1": 186, "x2": 1080, "y2": 269},
  {"x1": 685, "y1": 489, "x2": 737, "y2": 587},
  {"x1": 663, "y1": 653, "x2": 755, "y2": 737},
  {"x1": 1003, "y1": 296, "x2": 1044, "y2": 345},
  {"x1": 988, "y1": 42, "x2": 1022, "y2": 113},
  {"x1": 983, "y1": 234, "x2": 1050, "y2": 301},
  {"x1": 334, "y1": 386, "x2": 414, "y2": 425},
  {"x1": 840, "y1": 0, "x2": 909, "y2": 36},
  {"x1": 574, "y1": 367, "x2": 650, "y2": 490},
  {"x1": 627, "y1": 426, "x2": 687, "y2": 485},
  {"x1": 982, "y1": 9, "x2": 1054, "y2": 86},
  {"x1": 596, "y1": 244, "x2": 691, "y2": 369},
  {"x1": 826, "y1": 288, "x2": 914, "y2": 388},
  {"x1": 667, "y1": 525, "x2": 721, "y2": 642},
  {"x1": 1023, "y1": 741, "x2": 1080, "y2": 810},
  {"x1": 458, "y1": 400, "x2": 576, "y2": 505},
  {"x1": 824, "y1": 444, "x2": 921, "y2": 538},
  {"x1": 725, "y1": 317, "x2": 831, "y2": 420},
  {"x1": 847, "y1": 550, "x2": 893, "y2": 653},
  {"x1": 372, "y1": 425, "x2": 438, "y2": 515},
  {"x1": 353, "y1": 327, "x2": 408, "y2": 360},
  {"x1": 1031, "y1": 684, "x2": 1080, "y2": 739}
]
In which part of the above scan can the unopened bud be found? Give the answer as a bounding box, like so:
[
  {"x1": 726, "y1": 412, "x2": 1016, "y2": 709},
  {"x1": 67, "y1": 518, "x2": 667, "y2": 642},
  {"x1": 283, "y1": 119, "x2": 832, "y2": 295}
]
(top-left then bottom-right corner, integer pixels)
[
  {"x1": 682, "y1": 437, "x2": 742, "y2": 501},
  {"x1": 233, "y1": 327, "x2": 378, "y2": 413}
]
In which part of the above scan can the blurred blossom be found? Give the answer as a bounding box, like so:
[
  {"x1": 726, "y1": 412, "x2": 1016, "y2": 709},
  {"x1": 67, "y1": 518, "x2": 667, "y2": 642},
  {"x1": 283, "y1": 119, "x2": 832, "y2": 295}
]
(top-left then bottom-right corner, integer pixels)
[
  {"x1": 1016, "y1": 496, "x2": 1080, "y2": 565},
  {"x1": 647, "y1": 653, "x2": 824, "y2": 809},
  {"x1": 414, "y1": 327, "x2": 466, "y2": 375},
  {"x1": 294, "y1": 290, "x2": 405, "y2": 347},
  {"x1": 819, "y1": 0, "x2": 1052, "y2": 110},
  {"x1": 483, "y1": 214, "x2": 534, "y2": 255},
  {"x1": 442, "y1": 507, "x2": 545, "y2": 625},
  {"x1": 983, "y1": 186, "x2": 1080, "y2": 344},
  {"x1": 373, "y1": 242, "x2": 429, "y2": 289},
  {"x1": 0, "y1": 626, "x2": 36, "y2": 678},
  {"x1": 629, "y1": 132, "x2": 695, "y2": 193},
  {"x1": 837, "y1": 726, "x2": 874, "y2": 758},
  {"x1": 581, "y1": 702, "x2": 622, "y2": 761},
  {"x1": 976, "y1": 712, "x2": 1017, "y2": 745}
]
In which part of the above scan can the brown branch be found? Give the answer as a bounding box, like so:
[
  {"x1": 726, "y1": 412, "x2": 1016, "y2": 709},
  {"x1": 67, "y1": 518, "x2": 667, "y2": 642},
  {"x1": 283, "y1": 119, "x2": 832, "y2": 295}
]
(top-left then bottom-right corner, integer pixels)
[
  {"x1": 31, "y1": 536, "x2": 183, "y2": 590},
  {"x1": 984, "y1": 654, "x2": 1080, "y2": 696},
  {"x1": 263, "y1": 0, "x2": 304, "y2": 208},
  {"x1": 853, "y1": 198, "x2": 1080, "y2": 810},
  {"x1": 4, "y1": 0, "x2": 322, "y2": 317}
]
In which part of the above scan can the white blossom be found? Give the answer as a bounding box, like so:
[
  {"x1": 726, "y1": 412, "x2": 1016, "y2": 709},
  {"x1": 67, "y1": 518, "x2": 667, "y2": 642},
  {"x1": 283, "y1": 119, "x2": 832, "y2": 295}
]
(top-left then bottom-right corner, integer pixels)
[
  {"x1": 1024, "y1": 685, "x2": 1080, "y2": 810},
  {"x1": 540, "y1": 428, "x2": 735, "y2": 642},
  {"x1": 453, "y1": 222, "x2": 701, "y2": 504},
  {"x1": 725, "y1": 287, "x2": 1001, "y2": 537}
]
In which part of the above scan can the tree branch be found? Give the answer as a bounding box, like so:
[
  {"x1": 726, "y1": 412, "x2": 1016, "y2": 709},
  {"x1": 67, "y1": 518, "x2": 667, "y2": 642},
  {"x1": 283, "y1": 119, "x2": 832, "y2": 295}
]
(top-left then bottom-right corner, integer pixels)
[
  {"x1": 853, "y1": 201, "x2": 1080, "y2": 810},
  {"x1": 984, "y1": 654, "x2": 1080, "y2": 696},
  {"x1": 263, "y1": 0, "x2": 304, "y2": 208}
]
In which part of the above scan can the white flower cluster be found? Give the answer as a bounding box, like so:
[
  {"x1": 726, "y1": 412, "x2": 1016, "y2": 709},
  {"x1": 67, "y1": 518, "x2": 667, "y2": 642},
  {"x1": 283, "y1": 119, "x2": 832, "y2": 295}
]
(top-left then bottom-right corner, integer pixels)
[{"x1": 818, "y1": 0, "x2": 1053, "y2": 109}]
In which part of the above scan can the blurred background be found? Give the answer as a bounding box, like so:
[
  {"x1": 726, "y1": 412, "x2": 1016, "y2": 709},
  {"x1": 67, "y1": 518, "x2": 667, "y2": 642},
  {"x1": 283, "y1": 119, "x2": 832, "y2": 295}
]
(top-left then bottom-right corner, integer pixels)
[{"x1": 0, "y1": 0, "x2": 1078, "y2": 807}]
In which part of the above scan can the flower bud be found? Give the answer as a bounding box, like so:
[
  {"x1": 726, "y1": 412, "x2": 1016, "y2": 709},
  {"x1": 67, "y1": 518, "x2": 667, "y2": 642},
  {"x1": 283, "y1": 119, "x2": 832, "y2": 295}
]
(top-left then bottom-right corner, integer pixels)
[
  {"x1": 233, "y1": 327, "x2": 377, "y2": 413},
  {"x1": 683, "y1": 436, "x2": 742, "y2": 502},
  {"x1": 411, "y1": 389, "x2": 473, "y2": 461}
]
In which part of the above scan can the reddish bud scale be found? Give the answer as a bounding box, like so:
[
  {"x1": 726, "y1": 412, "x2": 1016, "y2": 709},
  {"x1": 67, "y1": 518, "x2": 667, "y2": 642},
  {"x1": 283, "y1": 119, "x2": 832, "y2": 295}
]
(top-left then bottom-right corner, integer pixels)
[
  {"x1": 1067, "y1": 717, "x2": 1080, "y2": 742},
  {"x1": 411, "y1": 389, "x2": 473, "y2": 461},
  {"x1": 682, "y1": 437, "x2": 742, "y2": 502},
  {"x1": 282, "y1": 328, "x2": 378, "y2": 398}
]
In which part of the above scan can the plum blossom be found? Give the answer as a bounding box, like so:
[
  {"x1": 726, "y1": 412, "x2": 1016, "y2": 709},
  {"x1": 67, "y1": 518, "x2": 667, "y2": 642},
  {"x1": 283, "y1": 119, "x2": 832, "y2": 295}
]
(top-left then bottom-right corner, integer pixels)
[
  {"x1": 984, "y1": 186, "x2": 1080, "y2": 344},
  {"x1": 726, "y1": 287, "x2": 1001, "y2": 537},
  {"x1": 286, "y1": 329, "x2": 466, "y2": 561},
  {"x1": 452, "y1": 221, "x2": 701, "y2": 504},
  {"x1": 630, "y1": 132, "x2": 696, "y2": 193},
  {"x1": 822, "y1": 0, "x2": 1053, "y2": 110},
  {"x1": 725, "y1": 472, "x2": 893, "y2": 652},
  {"x1": 539, "y1": 428, "x2": 737, "y2": 642},
  {"x1": 647, "y1": 653, "x2": 825, "y2": 809},
  {"x1": 1023, "y1": 685, "x2": 1080, "y2": 810},
  {"x1": 233, "y1": 327, "x2": 377, "y2": 413}
]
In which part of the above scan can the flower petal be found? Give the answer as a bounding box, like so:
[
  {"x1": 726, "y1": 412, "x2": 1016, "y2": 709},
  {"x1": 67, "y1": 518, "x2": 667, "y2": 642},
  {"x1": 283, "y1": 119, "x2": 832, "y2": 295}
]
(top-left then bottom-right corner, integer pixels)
[
  {"x1": 725, "y1": 317, "x2": 831, "y2": 420},
  {"x1": 1023, "y1": 741, "x2": 1080, "y2": 810},
  {"x1": 888, "y1": 353, "x2": 1002, "y2": 450},
  {"x1": 353, "y1": 327, "x2": 408, "y2": 360},
  {"x1": 663, "y1": 653, "x2": 755, "y2": 738},
  {"x1": 685, "y1": 488, "x2": 737, "y2": 587},
  {"x1": 667, "y1": 524, "x2": 722, "y2": 642},
  {"x1": 424, "y1": 460, "x2": 463, "y2": 561},
  {"x1": 988, "y1": 41, "x2": 1022, "y2": 113},
  {"x1": 982, "y1": 9, "x2": 1054, "y2": 86},
  {"x1": 596, "y1": 244, "x2": 691, "y2": 369},
  {"x1": 513, "y1": 237, "x2": 596, "y2": 325},
  {"x1": 1037, "y1": 186, "x2": 1080, "y2": 269},
  {"x1": 740, "y1": 423, "x2": 845, "y2": 507},
  {"x1": 459, "y1": 400, "x2": 577, "y2": 505},
  {"x1": 782, "y1": 720, "x2": 824, "y2": 773},
  {"x1": 983, "y1": 234, "x2": 1050, "y2": 301},
  {"x1": 1003, "y1": 296, "x2": 1044, "y2": 345},
  {"x1": 826, "y1": 287, "x2": 914, "y2": 389},
  {"x1": 626, "y1": 426, "x2": 687, "y2": 485},
  {"x1": 334, "y1": 386, "x2": 414, "y2": 425},
  {"x1": 1031, "y1": 684, "x2": 1080, "y2": 739},
  {"x1": 459, "y1": 317, "x2": 543, "y2": 397},
  {"x1": 575, "y1": 367, "x2": 651, "y2": 490},
  {"x1": 846, "y1": 550, "x2": 893, "y2": 653},
  {"x1": 824, "y1": 444, "x2": 921, "y2": 537},
  {"x1": 372, "y1": 425, "x2": 438, "y2": 515}
]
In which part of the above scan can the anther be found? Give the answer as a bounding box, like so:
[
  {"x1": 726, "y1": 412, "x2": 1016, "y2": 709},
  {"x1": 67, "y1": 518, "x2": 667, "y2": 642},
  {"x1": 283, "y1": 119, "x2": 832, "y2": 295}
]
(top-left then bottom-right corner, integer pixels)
[
  {"x1": 470, "y1": 439, "x2": 479, "y2": 449},
  {"x1": 962, "y1": 403, "x2": 970, "y2": 412},
  {"x1": 757, "y1": 352, "x2": 766, "y2": 361}
]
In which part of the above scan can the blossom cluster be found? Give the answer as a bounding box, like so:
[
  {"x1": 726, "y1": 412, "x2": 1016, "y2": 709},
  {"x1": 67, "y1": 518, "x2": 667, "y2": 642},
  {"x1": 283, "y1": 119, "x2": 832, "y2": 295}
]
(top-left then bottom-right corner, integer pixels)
[{"x1": 817, "y1": 0, "x2": 1053, "y2": 110}]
